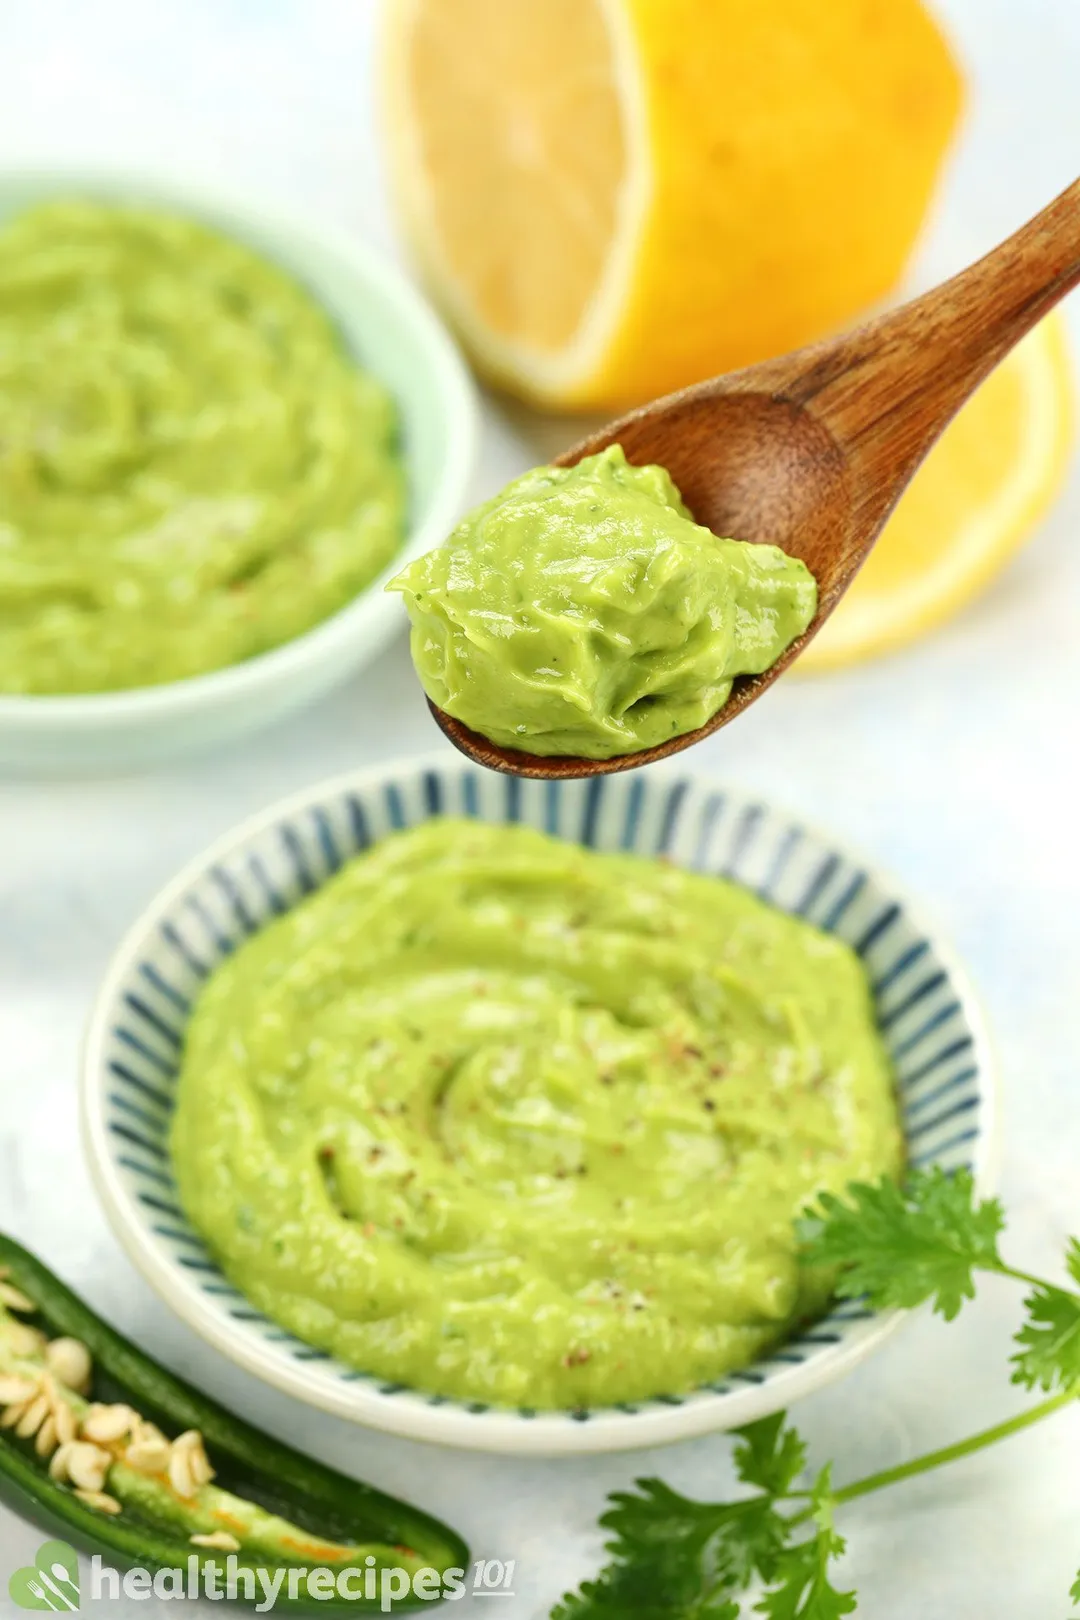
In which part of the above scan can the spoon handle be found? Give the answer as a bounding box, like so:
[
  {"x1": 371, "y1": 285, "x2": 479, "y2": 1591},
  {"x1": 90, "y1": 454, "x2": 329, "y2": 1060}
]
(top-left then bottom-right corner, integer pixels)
[{"x1": 781, "y1": 175, "x2": 1080, "y2": 528}]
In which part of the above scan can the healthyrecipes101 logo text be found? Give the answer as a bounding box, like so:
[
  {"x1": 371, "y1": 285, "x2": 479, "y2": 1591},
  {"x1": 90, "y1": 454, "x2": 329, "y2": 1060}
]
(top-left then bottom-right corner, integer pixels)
[{"x1": 9, "y1": 1540, "x2": 517, "y2": 1611}]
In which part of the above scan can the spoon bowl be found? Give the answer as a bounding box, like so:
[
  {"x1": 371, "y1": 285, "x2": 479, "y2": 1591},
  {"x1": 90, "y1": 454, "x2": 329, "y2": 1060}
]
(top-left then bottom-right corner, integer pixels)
[{"x1": 432, "y1": 177, "x2": 1080, "y2": 777}]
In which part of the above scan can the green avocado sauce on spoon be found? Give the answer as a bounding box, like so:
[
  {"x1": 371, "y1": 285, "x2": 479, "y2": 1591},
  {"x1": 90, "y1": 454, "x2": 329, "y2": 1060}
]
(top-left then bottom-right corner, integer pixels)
[{"x1": 389, "y1": 444, "x2": 816, "y2": 759}]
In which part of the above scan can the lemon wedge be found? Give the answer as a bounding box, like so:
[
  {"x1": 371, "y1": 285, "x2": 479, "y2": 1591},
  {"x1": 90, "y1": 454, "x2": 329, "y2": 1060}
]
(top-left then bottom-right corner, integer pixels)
[{"x1": 800, "y1": 312, "x2": 1075, "y2": 670}]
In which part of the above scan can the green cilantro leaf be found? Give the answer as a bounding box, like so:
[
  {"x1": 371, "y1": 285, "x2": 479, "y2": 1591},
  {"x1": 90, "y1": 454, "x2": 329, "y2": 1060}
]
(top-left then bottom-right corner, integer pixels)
[
  {"x1": 1065, "y1": 1237, "x2": 1080, "y2": 1291},
  {"x1": 734, "y1": 1413, "x2": 808, "y2": 1497},
  {"x1": 552, "y1": 1560, "x2": 739, "y2": 1620},
  {"x1": 756, "y1": 1540, "x2": 857, "y2": 1620},
  {"x1": 551, "y1": 1477, "x2": 788, "y2": 1620},
  {"x1": 756, "y1": 1470, "x2": 856, "y2": 1620},
  {"x1": 1071, "y1": 1566, "x2": 1080, "y2": 1606},
  {"x1": 800, "y1": 1168, "x2": 1004, "y2": 1320},
  {"x1": 1011, "y1": 1283, "x2": 1080, "y2": 1393}
]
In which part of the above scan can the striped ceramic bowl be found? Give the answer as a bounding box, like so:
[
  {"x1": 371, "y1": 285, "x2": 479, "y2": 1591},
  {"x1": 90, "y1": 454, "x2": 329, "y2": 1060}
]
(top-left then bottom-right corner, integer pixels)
[{"x1": 82, "y1": 756, "x2": 997, "y2": 1455}]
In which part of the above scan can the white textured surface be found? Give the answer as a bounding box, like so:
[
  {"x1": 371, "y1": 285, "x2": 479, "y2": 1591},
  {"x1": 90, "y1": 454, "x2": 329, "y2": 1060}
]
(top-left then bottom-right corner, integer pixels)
[{"x1": 1, "y1": 2, "x2": 1079, "y2": 1614}]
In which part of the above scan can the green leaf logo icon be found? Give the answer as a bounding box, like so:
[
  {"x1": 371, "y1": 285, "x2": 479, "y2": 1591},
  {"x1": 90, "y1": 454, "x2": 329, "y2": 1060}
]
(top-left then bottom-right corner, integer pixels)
[{"x1": 8, "y1": 1540, "x2": 80, "y2": 1610}]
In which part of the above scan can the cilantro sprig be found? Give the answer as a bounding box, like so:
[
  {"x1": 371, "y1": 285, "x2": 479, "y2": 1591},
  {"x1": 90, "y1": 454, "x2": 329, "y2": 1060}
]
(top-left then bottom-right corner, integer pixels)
[
  {"x1": 554, "y1": 1169, "x2": 1080, "y2": 1618},
  {"x1": 798, "y1": 1167, "x2": 1005, "y2": 1318}
]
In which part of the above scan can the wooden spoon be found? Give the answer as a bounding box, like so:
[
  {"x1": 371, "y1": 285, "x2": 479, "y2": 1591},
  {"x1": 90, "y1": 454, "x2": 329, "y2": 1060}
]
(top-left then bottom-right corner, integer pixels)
[{"x1": 431, "y1": 176, "x2": 1080, "y2": 778}]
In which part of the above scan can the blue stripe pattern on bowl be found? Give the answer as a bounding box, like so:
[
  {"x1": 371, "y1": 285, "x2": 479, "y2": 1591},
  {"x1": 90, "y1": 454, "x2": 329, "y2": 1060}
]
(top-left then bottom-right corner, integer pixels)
[{"x1": 88, "y1": 760, "x2": 994, "y2": 1451}]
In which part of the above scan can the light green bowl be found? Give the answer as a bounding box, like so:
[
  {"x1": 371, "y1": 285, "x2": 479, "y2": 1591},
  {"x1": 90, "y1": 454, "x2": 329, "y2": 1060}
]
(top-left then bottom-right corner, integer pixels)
[{"x1": 0, "y1": 169, "x2": 479, "y2": 773}]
